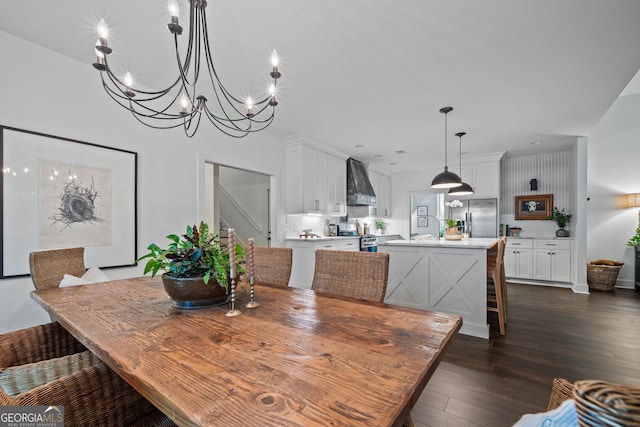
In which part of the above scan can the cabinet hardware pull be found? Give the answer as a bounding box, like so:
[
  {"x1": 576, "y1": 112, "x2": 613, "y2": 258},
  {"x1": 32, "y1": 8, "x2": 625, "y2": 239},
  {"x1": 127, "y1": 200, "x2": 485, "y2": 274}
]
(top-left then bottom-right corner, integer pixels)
[{"x1": 315, "y1": 200, "x2": 320, "y2": 210}]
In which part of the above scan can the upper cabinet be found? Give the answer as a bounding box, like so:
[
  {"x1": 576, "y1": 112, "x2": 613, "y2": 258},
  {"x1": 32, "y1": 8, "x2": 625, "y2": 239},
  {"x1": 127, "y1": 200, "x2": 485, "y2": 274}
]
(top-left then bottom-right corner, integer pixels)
[
  {"x1": 285, "y1": 140, "x2": 347, "y2": 215},
  {"x1": 368, "y1": 169, "x2": 391, "y2": 218},
  {"x1": 456, "y1": 152, "x2": 504, "y2": 198}
]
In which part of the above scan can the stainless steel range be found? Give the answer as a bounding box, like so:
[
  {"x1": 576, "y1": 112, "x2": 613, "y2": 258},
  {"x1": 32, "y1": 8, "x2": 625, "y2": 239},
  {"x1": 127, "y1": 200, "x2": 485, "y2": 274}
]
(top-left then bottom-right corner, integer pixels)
[{"x1": 360, "y1": 235, "x2": 378, "y2": 252}]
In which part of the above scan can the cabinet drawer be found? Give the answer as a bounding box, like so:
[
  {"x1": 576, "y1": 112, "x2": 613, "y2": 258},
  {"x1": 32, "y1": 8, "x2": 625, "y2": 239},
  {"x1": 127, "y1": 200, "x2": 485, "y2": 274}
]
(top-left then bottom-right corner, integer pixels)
[
  {"x1": 335, "y1": 239, "x2": 359, "y2": 251},
  {"x1": 534, "y1": 240, "x2": 571, "y2": 250},
  {"x1": 506, "y1": 239, "x2": 534, "y2": 249}
]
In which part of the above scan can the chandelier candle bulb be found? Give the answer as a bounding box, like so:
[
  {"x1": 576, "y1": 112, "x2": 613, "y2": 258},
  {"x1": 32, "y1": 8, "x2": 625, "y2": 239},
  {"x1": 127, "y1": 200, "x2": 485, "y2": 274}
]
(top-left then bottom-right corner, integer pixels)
[
  {"x1": 246, "y1": 97, "x2": 254, "y2": 118},
  {"x1": 97, "y1": 18, "x2": 109, "y2": 42},
  {"x1": 168, "y1": 0, "x2": 179, "y2": 19}
]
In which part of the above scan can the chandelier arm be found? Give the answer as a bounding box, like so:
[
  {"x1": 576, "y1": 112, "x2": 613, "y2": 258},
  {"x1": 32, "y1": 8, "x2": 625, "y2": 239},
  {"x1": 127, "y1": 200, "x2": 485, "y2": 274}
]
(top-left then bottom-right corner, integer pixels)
[
  {"x1": 102, "y1": 56, "x2": 182, "y2": 98},
  {"x1": 203, "y1": 104, "x2": 275, "y2": 132},
  {"x1": 202, "y1": 108, "x2": 251, "y2": 138},
  {"x1": 102, "y1": 78, "x2": 187, "y2": 120}
]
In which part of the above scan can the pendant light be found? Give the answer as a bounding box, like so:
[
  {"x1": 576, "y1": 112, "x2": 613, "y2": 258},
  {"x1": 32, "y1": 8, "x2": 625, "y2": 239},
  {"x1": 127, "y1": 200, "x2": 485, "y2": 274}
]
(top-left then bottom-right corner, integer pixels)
[
  {"x1": 449, "y1": 132, "x2": 474, "y2": 196},
  {"x1": 431, "y1": 107, "x2": 462, "y2": 189}
]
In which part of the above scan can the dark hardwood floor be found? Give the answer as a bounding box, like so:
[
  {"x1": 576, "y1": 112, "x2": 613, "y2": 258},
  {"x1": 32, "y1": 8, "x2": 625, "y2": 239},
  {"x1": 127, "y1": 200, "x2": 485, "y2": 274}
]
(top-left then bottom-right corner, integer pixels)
[{"x1": 412, "y1": 283, "x2": 640, "y2": 427}]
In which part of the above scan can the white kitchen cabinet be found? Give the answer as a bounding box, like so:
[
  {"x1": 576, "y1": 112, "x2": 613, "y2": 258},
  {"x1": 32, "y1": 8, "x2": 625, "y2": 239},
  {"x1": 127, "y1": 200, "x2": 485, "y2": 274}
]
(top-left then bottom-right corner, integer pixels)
[
  {"x1": 454, "y1": 153, "x2": 503, "y2": 199},
  {"x1": 504, "y1": 239, "x2": 533, "y2": 279},
  {"x1": 302, "y1": 147, "x2": 327, "y2": 214},
  {"x1": 285, "y1": 142, "x2": 346, "y2": 215},
  {"x1": 326, "y1": 155, "x2": 347, "y2": 216},
  {"x1": 286, "y1": 238, "x2": 360, "y2": 288},
  {"x1": 533, "y1": 240, "x2": 572, "y2": 283},
  {"x1": 471, "y1": 161, "x2": 500, "y2": 197},
  {"x1": 368, "y1": 170, "x2": 391, "y2": 218}
]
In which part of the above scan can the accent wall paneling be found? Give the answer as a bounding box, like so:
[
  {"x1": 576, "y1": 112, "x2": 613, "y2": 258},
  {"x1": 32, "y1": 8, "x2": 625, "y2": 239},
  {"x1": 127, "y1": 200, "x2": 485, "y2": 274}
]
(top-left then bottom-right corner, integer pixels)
[{"x1": 501, "y1": 151, "x2": 571, "y2": 215}]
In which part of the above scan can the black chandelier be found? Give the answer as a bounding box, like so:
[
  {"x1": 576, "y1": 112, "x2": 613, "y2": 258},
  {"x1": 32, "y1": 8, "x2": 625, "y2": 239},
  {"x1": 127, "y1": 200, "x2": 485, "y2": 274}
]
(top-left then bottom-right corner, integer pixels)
[{"x1": 92, "y1": 0, "x2": 281, "y2": 138}]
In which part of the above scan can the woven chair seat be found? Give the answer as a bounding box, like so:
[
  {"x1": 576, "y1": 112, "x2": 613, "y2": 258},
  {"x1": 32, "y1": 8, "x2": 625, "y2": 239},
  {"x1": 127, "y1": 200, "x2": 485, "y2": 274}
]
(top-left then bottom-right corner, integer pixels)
[
  {"x1": 0, "y1": 322, "x2": 86, "y2": 369},
  {"x1": 0, "y1": 350, "x2": 176, "y2": 427}
]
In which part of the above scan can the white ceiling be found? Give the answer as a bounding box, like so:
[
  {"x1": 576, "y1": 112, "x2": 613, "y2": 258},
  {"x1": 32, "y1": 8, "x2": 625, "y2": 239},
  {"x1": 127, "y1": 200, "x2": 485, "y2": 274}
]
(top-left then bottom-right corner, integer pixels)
[{"x1": 2, "y1": 0, "x2": 640, "y2": 172}]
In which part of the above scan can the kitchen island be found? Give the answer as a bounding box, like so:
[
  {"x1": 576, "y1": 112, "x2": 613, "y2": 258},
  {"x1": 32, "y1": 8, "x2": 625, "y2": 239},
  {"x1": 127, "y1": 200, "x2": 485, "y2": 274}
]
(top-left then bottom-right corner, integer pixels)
[{"x1": 379, "y1": 238, "x2": 498, "y2": 339}]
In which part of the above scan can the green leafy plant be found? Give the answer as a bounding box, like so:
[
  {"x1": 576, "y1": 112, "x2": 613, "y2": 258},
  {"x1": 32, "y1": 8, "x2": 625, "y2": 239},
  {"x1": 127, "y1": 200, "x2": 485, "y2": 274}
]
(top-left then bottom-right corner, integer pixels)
[
  {"x1": 549, "y1": 207, "x2": 572, "y2": 228},
  {"x1": 627, "y1": 227, "x2": 640, "y2": 247},
  {"x1": 374, "y1": 219, "x2": 386, "y2": 231},
  {"x1": 445, "y1": 218, "x2": 459, "y2": 229},
  {"x1": 136, "y1": 222, "x2": 245, "y2": 292}
]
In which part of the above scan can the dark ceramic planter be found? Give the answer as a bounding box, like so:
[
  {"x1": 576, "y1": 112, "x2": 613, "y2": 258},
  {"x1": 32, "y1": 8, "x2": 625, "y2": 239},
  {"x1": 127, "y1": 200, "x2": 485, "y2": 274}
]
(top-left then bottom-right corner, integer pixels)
[
  {"x1": 162, "y1": 274, "x2": 229, "y2": 309},
  {"x1": 556, "y1": 227, "x2": 569, "y2": 237}
]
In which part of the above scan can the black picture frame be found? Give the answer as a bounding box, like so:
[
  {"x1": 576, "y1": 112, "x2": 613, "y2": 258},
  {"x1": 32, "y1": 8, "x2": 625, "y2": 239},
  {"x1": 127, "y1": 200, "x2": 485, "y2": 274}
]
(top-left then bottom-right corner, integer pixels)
[{"x1": 1, "y1": 125, "x2": 138, "y2": 278}]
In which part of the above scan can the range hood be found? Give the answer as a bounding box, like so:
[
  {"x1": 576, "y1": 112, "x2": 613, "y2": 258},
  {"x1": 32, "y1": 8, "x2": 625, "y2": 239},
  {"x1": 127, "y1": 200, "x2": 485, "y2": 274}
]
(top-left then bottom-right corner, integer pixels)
[{"x1": 346, "y1": 158, "x2": 376, "y2": 206}]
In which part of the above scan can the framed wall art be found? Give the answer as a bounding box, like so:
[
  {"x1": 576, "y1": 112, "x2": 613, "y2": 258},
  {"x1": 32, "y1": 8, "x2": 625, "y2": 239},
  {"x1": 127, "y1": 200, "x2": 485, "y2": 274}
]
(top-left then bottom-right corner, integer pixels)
[
  {"x1": 417, "y1": 216, "x2": 429, "y2": 227},
  {"x1": 515, "y1": 194, "x2": 553, "y2": 220},
  {"x1": 417, "y1": 205, "x2": 428, "y2": 216},
  {"x1": 1, "y1": 125, "x2": 137, "y2": 278}
]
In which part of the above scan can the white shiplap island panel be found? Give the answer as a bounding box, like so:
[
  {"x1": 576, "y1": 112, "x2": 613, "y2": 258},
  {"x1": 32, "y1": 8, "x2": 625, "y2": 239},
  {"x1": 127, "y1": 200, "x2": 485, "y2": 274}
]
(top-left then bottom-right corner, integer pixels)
[{"x1": 379, "y1": 238, "x2": 498, "y2": 339}]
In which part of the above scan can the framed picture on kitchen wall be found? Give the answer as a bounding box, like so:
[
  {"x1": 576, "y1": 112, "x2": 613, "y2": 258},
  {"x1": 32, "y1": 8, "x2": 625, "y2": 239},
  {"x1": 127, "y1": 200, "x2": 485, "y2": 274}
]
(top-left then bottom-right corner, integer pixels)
[
  {"x1": 417, "y1": 205, "x2": 428, "y2": 216},
  {"x1": 515, "y1": 194, "x2": 553, "y2": 220},
  {"x1": 0, "y1": 125, "x2": 137, "y2": 278}
]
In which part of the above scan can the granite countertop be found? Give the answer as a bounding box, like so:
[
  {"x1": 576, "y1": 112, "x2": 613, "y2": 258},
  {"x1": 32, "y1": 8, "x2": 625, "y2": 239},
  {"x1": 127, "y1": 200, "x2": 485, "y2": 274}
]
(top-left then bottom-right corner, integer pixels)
[{"x1": 379, "y1": 238, "x2": 498, "y2": 249}]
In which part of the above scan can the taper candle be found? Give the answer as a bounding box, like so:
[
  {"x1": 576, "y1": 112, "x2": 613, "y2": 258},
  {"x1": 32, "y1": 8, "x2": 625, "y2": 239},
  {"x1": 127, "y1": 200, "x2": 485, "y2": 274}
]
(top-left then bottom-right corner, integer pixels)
[
  {"x1": 248, "y1": 238, "x2": 255, "y2": 281},
  {"x1": 228, "y1": 228, "x2": 235, "y2": 277}
]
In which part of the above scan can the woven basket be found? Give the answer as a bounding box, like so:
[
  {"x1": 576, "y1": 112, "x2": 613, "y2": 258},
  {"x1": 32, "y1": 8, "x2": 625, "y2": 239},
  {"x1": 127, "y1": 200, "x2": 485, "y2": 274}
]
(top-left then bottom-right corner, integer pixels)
[
  {"x1": 573, "y1": 380, "x2": 640, "y2": 427},
  {"x1": 587, "y1": 263, "x2": 623, "y2": 291}
]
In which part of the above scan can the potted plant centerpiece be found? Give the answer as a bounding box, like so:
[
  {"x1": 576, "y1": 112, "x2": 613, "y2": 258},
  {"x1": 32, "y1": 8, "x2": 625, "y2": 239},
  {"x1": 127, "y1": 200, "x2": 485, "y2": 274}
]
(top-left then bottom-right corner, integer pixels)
[
  {"x1": 137, "y1": 222, "x2": 245, "y2": 309},
  {"x1": 549, "y1": 207, "x2": 572, "y2": 237},
  {"x1": 443, "y1": 199, "x2": 463, "y2": 239}
]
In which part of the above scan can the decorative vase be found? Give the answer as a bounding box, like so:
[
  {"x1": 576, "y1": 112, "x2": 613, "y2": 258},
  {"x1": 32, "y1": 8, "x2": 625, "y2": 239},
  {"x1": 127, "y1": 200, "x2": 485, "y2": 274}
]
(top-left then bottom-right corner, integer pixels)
[
  {"x1": 556, "y1": 227, "x2": 570, "y2": 237},
  {"x1": 445, "y1": 227, "x2": 458, "y2": 236},
  {"x1": 161, "y1": 274, "x2": 230, "y2": 309}
]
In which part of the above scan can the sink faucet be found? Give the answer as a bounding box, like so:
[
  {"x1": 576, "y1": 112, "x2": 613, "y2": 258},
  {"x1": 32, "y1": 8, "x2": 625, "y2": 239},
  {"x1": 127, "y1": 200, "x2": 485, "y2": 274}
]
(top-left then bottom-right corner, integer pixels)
[{"x1": 425, "y1": 215, "x2": 443, "y2": 240}]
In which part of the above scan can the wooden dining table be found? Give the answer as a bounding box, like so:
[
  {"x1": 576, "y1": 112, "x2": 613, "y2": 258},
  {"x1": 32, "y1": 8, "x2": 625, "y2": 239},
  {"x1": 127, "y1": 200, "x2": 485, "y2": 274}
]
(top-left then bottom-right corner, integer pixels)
[{"x1": 31, "y1": 276, "x2": 462, "y2": 427}]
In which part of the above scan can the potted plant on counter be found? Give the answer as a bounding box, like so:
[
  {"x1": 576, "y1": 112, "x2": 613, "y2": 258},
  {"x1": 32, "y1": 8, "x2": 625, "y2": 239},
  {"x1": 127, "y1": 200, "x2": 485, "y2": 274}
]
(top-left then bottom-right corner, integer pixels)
[
  {"x1": 549, "y1": 207, "x2": 572, "y2": 237},
  {"x1": 374, "y1": 219, "x2": 386, "y2": 235},
  {"x1": 137, "y1": 222, "x2": 245, "y2": 309}
]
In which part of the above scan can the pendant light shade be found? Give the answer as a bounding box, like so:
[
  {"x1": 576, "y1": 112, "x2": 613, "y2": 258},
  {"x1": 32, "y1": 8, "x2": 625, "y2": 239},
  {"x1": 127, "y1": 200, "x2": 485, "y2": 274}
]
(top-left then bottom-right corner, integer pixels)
[
  {"x1": 449, "y1": 132, "x2": 474, "y2": 196},
  {"x1": 431, "y1": 107, "x2": 462, "y2": 189}
]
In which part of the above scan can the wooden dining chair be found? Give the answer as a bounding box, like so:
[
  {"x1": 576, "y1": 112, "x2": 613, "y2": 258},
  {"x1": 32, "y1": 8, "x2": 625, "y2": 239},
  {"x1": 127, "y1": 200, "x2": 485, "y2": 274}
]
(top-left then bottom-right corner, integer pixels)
[
  {"x1": 29, "y1": 247, "x2": 86, "y2": 290},
  {"x1": 254, "y1": 246, "x2": 293, "y2": 288},
  {"x1": 311, "y1": 250, "x2": 390, "y2": 302},
  {"x1": 487, "y1": 236, "x2": 507, "y2": 335}
]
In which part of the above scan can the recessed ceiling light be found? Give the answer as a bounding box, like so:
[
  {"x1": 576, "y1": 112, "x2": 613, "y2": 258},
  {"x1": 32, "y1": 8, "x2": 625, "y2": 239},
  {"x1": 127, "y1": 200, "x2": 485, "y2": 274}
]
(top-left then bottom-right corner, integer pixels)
[
  {"x1": 395, "y1": 150, "x2": 406, "y2": 154},
  {"x1": 531, "y1": 140, "x2": 543, "y2": 145},
  {"x1": 355, "y1": 144, "x2": 364, "y2": 148}
]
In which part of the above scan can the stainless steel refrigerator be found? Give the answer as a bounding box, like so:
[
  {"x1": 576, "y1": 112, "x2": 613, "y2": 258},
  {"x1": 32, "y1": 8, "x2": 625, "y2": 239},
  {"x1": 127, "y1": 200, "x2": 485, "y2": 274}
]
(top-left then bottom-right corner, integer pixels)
[{"x1": 450, "y1": 198, "x2": 498, "y2": 238}]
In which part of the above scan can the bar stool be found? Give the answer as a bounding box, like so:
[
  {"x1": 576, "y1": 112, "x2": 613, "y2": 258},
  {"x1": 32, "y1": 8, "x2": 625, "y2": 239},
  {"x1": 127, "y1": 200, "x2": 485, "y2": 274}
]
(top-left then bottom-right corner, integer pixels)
[{"x1": 487, "y1": 236, "x2": 507, "y2": 335}]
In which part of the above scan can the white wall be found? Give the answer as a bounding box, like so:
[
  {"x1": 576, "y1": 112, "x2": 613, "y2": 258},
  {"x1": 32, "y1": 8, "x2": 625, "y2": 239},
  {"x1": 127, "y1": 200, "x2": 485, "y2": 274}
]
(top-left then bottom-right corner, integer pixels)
[
  {"x1": 587, "y1": 93, "x2": 640, "y2": 288},
  {"x1": 0, "y1": 31, "x2": 286, "y2": 333}
]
